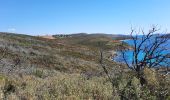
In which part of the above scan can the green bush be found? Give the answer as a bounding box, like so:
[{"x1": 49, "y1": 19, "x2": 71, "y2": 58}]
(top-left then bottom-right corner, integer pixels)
[{"x1": 33, "y1": 69, "x2": 44, "y2": 78}]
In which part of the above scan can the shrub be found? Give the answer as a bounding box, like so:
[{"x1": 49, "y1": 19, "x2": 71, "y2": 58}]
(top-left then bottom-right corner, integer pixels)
[
  {"x1": 33, "y1": 69, "x2": 44, "y2": 78},
  {"x1": 143, "y1": 68, "x2": 159, "y2": 87}
]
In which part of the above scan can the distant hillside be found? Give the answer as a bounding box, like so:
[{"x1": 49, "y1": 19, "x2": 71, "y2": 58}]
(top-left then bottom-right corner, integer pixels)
[
  {"x1": 165, "y1": 33, "x2": 170, "y2": 38},
  {"x1": 0, "y1": 32, "x2": 124, "y2": 75},
  {"x1": 0, "y1": 32, "x2": 169, "y2": 99},
  {"x1": 39, "y1": 35, "x2": 56, "y2": 39},
  {"x1": 53, "y1": 33, "x2": 131, "y2": 40}
]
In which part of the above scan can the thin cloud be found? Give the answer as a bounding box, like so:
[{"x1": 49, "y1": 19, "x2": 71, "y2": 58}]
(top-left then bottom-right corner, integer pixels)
[{"x1": 7, "y1": 28, "x2": 16, "y2": 32}]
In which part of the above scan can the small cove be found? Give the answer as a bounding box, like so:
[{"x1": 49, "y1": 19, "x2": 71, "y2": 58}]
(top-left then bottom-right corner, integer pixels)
[{"x1": 113, "y1": 37, "x2": 170, "y2": 67}]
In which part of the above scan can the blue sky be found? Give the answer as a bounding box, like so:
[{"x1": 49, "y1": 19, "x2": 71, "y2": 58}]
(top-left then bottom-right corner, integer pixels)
[{"x1": 0, "y1": 0, "x2": 170, "y2": 35}]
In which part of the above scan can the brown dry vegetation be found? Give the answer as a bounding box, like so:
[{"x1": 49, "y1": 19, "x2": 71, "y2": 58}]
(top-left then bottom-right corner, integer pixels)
[
  {"x1": 0, "y1": 32, "x2": 169, "y2": 100},
  {"x1": 0, "y1": 32, "x2": 124, "y2": 99}
]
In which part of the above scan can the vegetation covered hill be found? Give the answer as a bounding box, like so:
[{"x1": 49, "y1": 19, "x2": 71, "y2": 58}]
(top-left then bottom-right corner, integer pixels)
[
  {"x1": 0, "y1": 32, "x2": 126, "y2": 74},
  {"x1": 0, "y1": 32, "x2": 126, "y2": 99},
  {"x1": 0, "y1": 32, "x2": 169, "y2": 100}
]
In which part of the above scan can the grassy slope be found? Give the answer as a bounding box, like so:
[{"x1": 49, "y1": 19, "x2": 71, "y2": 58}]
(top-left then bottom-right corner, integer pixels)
[
  {"x1": 0, "y1": 32, "x2": 169, "y2": 99},
  {"x1": 0, "y1": 32, "x2": 126, "y2": 99},
  {"x1": 0, "y1": 32, "x2": 124, "y2": 74}
]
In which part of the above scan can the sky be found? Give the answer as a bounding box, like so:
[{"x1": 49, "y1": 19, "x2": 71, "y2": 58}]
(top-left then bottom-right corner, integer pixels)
[{"x1": 0, "y1": 0, "x2": 170, "y2": 35}]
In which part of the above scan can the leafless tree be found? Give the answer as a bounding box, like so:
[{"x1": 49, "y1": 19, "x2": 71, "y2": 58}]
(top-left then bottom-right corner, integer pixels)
[
  {"x1": 120, "y1": 26, "x2": 170, "y2": 83},
  {"x1": 98, "y1": 26, "x2": 170, "y2": 99},
  {"x1": 98, "y1": 41, "x2": 130, "y2": 99},
  {"x1": 98, "y1": 41, "x2": 114, "y2": 85},
  {"x1": 98, "y1": 26, "x2": 170, "y2": 82}
]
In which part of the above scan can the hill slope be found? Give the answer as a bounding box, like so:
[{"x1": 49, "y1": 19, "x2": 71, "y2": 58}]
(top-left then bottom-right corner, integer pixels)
[
  {"x1": 0, "y1": 32, "x2": 128, "y2": 99},
  {"x1": 0, "y1": 32, "x2": 124, "y2": 75},
  {"x1": 0, "y1": 32, "x2": 169, "y2": 99}
]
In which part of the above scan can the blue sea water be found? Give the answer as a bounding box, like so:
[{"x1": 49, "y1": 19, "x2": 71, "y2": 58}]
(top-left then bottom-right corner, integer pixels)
[{"x1": 114, "y1": 37, "x2": 170, "y2": 67}]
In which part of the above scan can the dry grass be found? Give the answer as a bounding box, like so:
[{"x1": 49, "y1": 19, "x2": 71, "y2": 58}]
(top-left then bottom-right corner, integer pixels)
[
  {"x1": 0, "y1": 32, "x2": 124, "y2": 99},
  {"x1": 0, "y1": 72, "x2": 114, "y2": 100},
  {"x1": 0, "y1": 32, "x2": 169, "y2": 99}
]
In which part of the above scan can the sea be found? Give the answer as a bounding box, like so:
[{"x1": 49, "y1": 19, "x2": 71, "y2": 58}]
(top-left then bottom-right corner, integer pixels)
[{"x1": 113, "y1": 37, "x2": 170, "y2": 67}]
